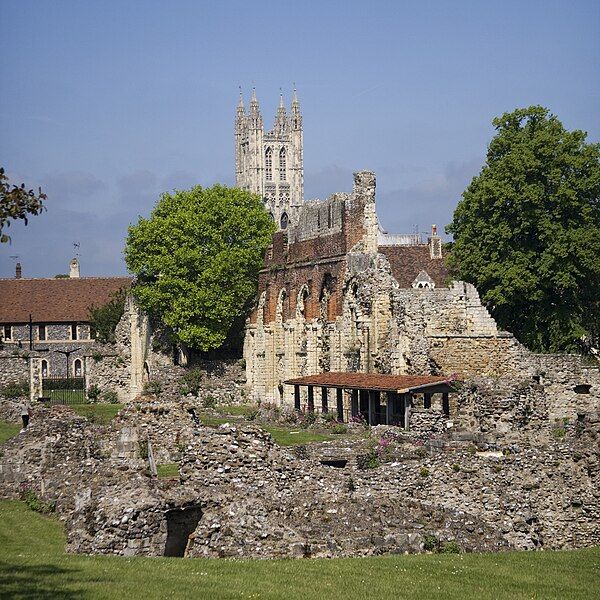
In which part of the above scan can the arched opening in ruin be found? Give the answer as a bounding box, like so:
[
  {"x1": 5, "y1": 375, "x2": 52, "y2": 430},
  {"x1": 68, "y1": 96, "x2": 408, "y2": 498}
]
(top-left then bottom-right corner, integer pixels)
[
  {"x1": 164, "y1": 505, "x2": 202, "y2": 557},
  {"x1": 143, "y1": 362, "x2": 150, "y2": 383}
]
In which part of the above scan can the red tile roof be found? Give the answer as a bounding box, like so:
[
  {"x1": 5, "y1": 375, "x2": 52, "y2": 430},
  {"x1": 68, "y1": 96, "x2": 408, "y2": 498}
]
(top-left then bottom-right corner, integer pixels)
[
  {"x1": 379, "y1": 245, "x2": 449, "y2": 288},
  {"x1": 284, "y1": 372, "x2": 453, "y2": 392},
  {"x1": 0, "y1": 277, "x2": 133, "y2": 323}
]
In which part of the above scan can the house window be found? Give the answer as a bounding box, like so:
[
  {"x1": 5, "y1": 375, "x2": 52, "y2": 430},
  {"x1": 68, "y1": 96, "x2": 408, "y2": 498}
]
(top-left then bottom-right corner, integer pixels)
[
  {"x1": 71, "y1": 323, "x2": 78, "y2": 340},
  {"x1": 74, "y1": 359, "x2": 82, "y2": 377},
  {"x1": 265, "y1": 147, "x2": 273, "y2": 181},
  {"x1": 279, "y1": 147, "x2": 286, "y2": 181},
  {"x1": 3, "y1": 325, "x2": 12, "y2": 340},
  {"x1": 41, "y1": 360, "x2": 49, "y2": 378},
  {"x1": 38, "y1": 325, "x2": 46, "y2": 341}
]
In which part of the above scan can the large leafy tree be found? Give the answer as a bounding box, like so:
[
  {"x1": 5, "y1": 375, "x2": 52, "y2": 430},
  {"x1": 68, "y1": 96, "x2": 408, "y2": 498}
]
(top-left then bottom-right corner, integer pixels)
[
  {"x1": 447, "y1": 106, "x2": 600, "y2": 353},
  {"x1": 125, "y1": 185, "x2": 275, "y2": 351},
  {"x1": 0, "y1": 167, "x2": 46, "y2": 243}
]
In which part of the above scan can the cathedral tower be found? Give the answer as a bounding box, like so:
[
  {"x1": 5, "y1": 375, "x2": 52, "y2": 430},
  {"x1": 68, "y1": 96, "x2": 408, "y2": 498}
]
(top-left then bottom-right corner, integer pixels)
[{"x1": 235, "y1": 88, "x2": 304, "y2": 229}]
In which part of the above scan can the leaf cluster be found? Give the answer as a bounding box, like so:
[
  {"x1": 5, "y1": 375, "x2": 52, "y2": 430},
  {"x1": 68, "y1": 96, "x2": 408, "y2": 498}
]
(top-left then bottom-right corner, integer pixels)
[
  {"x1": 88, "y1": 288, "x2": 127, "y2": 344},
  {"x1": 447, "y1": 106, "x2": 600, "y2": 352},
  {"x1": 0, "y1": 167, "x2": 47, "y2": 243},
  {"x1": 124, "y1": 185, "x2": 276, "y2": 351}
]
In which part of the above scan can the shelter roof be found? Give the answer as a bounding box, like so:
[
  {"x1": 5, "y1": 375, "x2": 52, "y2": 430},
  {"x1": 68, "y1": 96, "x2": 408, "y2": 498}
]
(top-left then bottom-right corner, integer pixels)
[
  {"x1": 0, "y1": 277, "x2": 132, "y2": 323},
  {"x1": 284, "y1": 372, "x2": 454, "y2": 393}
]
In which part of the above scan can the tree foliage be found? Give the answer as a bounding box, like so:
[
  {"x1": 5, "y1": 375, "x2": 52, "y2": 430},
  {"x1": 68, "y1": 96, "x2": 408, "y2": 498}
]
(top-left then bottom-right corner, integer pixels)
[
  {"x1": 88, "y1": 288, "x2": 127, "y2": 344},
  {"x1": 0, "y1": 167, "x2": 46, "y2": 243},
  {"x1": 447, "y1": 106, "x2": 600, "y2": 353},
  {"x1": 124, "y1": 185, "x2": 275, "y2": 351}
]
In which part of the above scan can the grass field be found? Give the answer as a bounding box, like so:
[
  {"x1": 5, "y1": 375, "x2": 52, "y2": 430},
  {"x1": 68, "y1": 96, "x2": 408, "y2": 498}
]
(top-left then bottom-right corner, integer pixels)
[
  {"x1": 0, "y1": 421, "x2": 21, "y2": 444},
  {"x1": 0, "y1": 500, "x2": 598, "y2": 600},
  {"x1": 70, "y1": 403, "x2": 124, "y2": 425}
]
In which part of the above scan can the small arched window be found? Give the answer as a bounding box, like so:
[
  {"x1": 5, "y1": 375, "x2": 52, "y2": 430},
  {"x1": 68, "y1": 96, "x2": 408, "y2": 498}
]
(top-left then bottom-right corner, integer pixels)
[
  {"x1": 41, "y1": 360, "x2": 49, "y2": 378},
  {"x1": 279, "y1": 147, "x2": 287, "y2": 181},
  {"x1": 280, "y1": 212, "x2": 289, "y2": 230},
  {"x1": 74, "y1": 359, "x2": 82, "y2": 377},
  {"x1": 265, "y1": 147, "x2": 273, "y2": 181}
]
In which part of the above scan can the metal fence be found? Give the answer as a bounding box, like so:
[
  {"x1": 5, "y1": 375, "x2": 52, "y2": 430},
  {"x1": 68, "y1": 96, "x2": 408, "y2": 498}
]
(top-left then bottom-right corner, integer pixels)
[{"x1": 41, "y1": 377, "x2": 86, "y2": 405}]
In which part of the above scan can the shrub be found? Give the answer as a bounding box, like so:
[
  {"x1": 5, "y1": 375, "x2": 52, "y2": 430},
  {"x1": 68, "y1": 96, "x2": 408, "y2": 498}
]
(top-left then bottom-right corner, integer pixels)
[
  {"x1": 322, "y1": 411, "x2": 337, "y2": 423},
  {"x1": 91, "y1": 351, "x2": 104, "y2": 362},
  {"x1": 423, "y1": 534, "x2": 439, "y2": 552},
  {"x1": 452, "y1": 463, "x2": 461, "y2": 473},
  {"x1": 203, "y1": 395, "x2": 217, "y2": 409},
  {"x1": 1, "y1": 381, "x2": 29, "y2": 398},
  {"x1": 88, "y1": 288, "x2": 126, "y2": 344},
  {"x1": 331, "y1": 423, "x2": 348, "y2": 434},
  {"x1": 180, "y1": 367, "x2": 203, "y2": 395},
  {"x1": 419, "y1": 467, "x2": 430, "y2": 477},
  {"x1": 87, "y1": 384, "x2": 101, "y2": 402},
  {"x1": 552, "y1": 427, "x2": 566, "y2": 439},
  {"x1": 300, "y1": 411, "x2": 317, "y2": 429},
  {"x1": 143, "y1": 380, "x2": 163, "y2": 397},
  {"x1": 138, "y1": 440, "x2": 149, "y2": 459},
  {"x1": 101, "y1": 390, "x2": 119, "y2": 404},
  {"x1": 357, "y1": 450, "x2": 380, "y2": 470},
  {"x1": 467, "y1": 444, "x2": 477, "y2": 455},
  {"x1": 19, "y1": 484, "x2": 55, "y2": 514},
  {"x1": 442, "y1": 541, "x2": 461, "y2": 554},
  {"x1": 415, "y1": 446, "x2": 428, "y2": 458}
]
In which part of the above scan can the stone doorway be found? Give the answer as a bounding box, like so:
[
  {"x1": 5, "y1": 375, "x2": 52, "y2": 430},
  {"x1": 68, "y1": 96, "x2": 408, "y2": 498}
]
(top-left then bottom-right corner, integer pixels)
[{"x1": 164, "y1": 506, "x2": 202, "y2": 557}]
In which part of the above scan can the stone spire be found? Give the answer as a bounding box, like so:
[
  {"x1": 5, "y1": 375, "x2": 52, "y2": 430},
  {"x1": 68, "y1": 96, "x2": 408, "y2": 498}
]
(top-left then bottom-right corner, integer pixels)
[
  {"x1": 249, "y1": 87, "x2": 263, "y2": 129},
  {"x1": 291, "y1": 86, "x2": 302, "y2": 130},
  {"x1": 274, "y1": 89, "x2": 287, "y2": 134}
]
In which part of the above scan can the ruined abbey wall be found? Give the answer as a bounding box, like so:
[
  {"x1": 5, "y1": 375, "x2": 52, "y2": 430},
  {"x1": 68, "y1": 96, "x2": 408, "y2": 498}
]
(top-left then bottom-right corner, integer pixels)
[{"x1": 244, "y1": 170, "x2": 599, "y2": 426}]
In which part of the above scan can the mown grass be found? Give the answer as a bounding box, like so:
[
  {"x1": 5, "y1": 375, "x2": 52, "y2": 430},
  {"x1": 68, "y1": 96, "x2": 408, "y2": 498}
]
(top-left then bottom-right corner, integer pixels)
[
  {"x1": 156, "y1": 463, "x2": 179, "y2": 478},
  {"x1": 0, "y1": 421, "x2": 21, "y2": 444},
  {"x1": 45, "y1": 389, "x2": 86, "y2": 403},
  {"x1": 70, "y1": 404, "x2": 124, "y2": 425},
  {"x1": 0, "y1": 500, "x2": 598, "y2": 600}
]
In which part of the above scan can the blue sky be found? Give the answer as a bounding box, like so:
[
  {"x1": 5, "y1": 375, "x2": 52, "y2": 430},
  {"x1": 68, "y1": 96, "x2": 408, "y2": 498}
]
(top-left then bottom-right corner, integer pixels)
[{"x1": 1, "y1": 0, "x2": 598, "y2": 277}]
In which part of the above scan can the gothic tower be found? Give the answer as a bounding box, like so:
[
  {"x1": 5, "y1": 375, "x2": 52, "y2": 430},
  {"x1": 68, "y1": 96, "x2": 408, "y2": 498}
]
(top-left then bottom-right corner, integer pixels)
[{"x1": 235, "y1": 88, "x2": 304, "y2": 229}]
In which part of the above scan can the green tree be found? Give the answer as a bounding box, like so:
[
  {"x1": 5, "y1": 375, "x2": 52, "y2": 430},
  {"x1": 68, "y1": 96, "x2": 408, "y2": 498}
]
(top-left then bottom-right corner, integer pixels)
[
  {"x1": 124, "y1": 185, "x2": 275, "y2": 351},
  {"x1": 447, "y1": 106, "x2": 600, "y2": 353},
  {"x1": 88, "y1": 288, "x2": 127, "y2": 343},
  {"x1": 0, "y1": 167, "x2": 46, "y2": 243}
]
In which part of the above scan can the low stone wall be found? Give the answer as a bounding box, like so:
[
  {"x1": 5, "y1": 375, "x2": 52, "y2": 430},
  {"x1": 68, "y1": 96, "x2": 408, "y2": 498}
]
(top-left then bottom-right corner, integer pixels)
[{"x1": 0, "y1": 353, "x2": 29, "y2": 388}]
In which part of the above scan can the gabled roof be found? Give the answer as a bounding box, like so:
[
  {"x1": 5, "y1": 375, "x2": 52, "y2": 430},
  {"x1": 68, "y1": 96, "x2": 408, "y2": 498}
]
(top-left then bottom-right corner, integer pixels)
[
  {"x1": 284, "y1": 372, "x2": 454, "y2": 393},
  {"x1": 0, "y1": 277, "x2": 133, "y2": 323},
  {"x1": 379, "y1": 245, "x2": 449, "y2": 288}
]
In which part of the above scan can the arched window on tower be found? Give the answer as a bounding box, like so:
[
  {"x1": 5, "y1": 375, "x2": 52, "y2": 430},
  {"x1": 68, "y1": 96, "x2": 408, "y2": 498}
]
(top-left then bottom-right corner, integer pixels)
[
  {"x1": 280, "y1": 212, "x2": 289, "y2": 230},
  {"x1": 265, "y1": 147, "x2": 273, "y2": 181},
  {"x1": 279, "y1": 147, "x2": 286, "y2": 181},
  {"x1": 74, "y1": 358, "x2": 82, "y2": 377}
]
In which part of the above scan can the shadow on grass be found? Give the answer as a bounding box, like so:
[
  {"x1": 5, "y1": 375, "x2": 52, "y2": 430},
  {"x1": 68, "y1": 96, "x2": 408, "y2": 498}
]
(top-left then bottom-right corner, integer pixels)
[{"x1": 0, "y1": 561, "x2": 88, "y2": 599}]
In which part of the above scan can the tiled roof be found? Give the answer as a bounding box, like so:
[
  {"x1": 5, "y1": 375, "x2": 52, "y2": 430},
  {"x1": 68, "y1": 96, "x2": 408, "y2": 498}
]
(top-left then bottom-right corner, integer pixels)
[
  {"x1": 284, "y1": 372, "x2": 453, "y2": 392},
  {"x1": 379, "y1": 245, "x2": 449, "y2": 288},
  {"x1": 0, "y1": 277, "x2": 133, "y2": 323}
]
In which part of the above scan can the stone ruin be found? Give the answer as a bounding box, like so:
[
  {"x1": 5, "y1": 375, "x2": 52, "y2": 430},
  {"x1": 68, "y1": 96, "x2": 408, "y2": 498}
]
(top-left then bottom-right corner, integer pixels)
[{"x1": 0, "y1": 360, "x2": 597, "y2": 559}]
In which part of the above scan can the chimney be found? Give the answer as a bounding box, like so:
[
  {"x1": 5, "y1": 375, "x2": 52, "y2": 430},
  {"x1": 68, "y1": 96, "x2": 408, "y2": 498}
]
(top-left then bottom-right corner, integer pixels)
[
  {"x1": 15, "y1": 262, "x2": 22, "y2": 279},
  {"x1": 428, "y1": 224, "x2": 442, "y2": 260},
  {"x1": 69, "y1": 257, "x2": 80, "y2": 278}
]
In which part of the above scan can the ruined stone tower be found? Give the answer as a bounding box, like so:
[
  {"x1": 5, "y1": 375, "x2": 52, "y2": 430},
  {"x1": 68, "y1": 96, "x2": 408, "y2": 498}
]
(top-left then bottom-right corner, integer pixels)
[{"x1": 235, "y1": 88, "x2": 304, "y2": 229}]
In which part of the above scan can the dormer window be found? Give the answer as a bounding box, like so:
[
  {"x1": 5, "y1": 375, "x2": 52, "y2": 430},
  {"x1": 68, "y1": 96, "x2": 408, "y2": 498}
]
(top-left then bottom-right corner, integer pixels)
[
  {"x1": 412, "y1": 271, "x2": 435, "y2": 289},
  {"x1": 38, "y1": 325, "x2": 46, "y2": 341}
]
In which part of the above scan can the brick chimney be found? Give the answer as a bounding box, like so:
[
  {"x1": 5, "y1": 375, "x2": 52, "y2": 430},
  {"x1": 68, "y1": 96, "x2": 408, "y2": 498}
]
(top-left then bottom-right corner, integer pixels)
[
  {"x1": 428, "y1": 224, "x2": 442, "y2": 259},
  {"x1": 15, "y1": 262, "x2": 22, "y2": 279},
  {"x1": 69, "y1": 257, "x2": 80, "y2": 278}
]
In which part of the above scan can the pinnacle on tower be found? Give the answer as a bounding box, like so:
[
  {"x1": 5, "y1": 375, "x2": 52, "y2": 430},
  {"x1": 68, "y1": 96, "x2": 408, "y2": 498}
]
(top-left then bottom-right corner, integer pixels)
[
  {"x1": 275, "y1": 89, "x2": 287, "y2": 134},
  {"x1": 291, "y1": 86, "x2": 302, "y2": 130},
  {"x1": 249, "y1": 87, "x2": 263, "y2": 129}
]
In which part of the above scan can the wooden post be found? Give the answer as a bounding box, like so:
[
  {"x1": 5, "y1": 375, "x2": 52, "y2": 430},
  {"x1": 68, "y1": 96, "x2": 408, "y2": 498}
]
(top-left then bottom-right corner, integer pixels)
[
  {"x1": 351, "y1": 389, "x2": 359, "y2": 418},
  {"x1": 368, "y1": 390, "x2": 376, "y2": 425},
  {"x1": 321, "y1": 386, "x2": 328, "y2": 413},
  {"x1": 442, "y1": 392, "x2": 450, "y2": 416},
  {"x1": 294, "y1": 385, "x2": 301, "y2": 411},
  {"x1": 386, "y1": 392, "x2": 394, "y2": 425},
  {"x1": 337, "y1": 388, "x2": 344, "y2": 422},
  {"x1": 404, "y1": 393, "x2": 411, "y2": 431},
  {"x1": 307, "y1": 386, "x2": 315, "y2": 412}
]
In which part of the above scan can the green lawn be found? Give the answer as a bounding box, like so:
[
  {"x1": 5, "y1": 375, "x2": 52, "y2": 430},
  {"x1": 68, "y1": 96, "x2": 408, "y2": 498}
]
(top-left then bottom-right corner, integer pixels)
[
  {"x1": 0, "y1": 421, "x2": 21, "y2": 444},
  {"x1": 45, "y1": 389, "x2": 87, "y2": 403},
  {"x1": 262, "y1": 425, "x2": 336, "y2": 446},
  {"x1": 70, "y1": 403, "x2": 124, "y2": 425},
  {"x1": 1, "y1": 500, "x2": 597, "y2": 600},
  {"x1": 156, "y1": 463, "x2": 179, "y2": 478}
]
